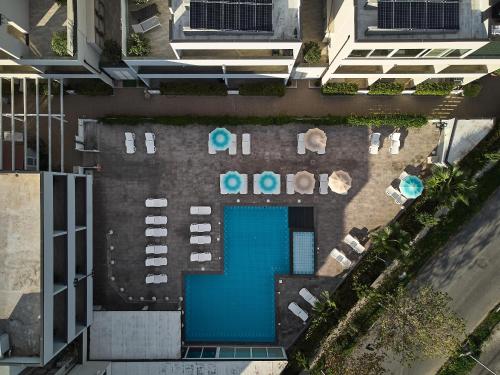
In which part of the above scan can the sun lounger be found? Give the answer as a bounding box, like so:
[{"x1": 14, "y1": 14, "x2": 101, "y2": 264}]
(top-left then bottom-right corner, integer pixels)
[
  {"x1": 190, "y1": 252, "x2": 212, "y2": 262},
  {"x1": 190, "y1": 235, "x2": 211, "y2": 245},
  {"x1": 286, "y1": 174, "x2": 295, "y2": 195},
  {"x1": 299, "y1": 288, "x2": 319, "y2": 307},
  {"x1": 132, "y1": 15, "x2": 161, "y2": 33},
  {"x1": 145, "y1": 198, "x2": 168, "y2": 208},
  {"x1": 125, "y1": 132, "x2": 136, "y2": 154},
  {"x1": 369, "y1": 132, "x2": 381, "y2": 155},
  {"x1": 145, "y1": 132, "x2": 156, "y2": 154},
  {"x1": 229, "y1": 134, "x2": 237, "y2": 155},
  {"x1": 190, "y1": 206, "x2": 211, "y2": 215},
  {"x1": 242, "y1": 133, "x2": 251, "y2": 155},
  {"x1": 253, "y1": 174, "x2": 262, "y2": 194},
  {"x1": 330, "y1": 248, "x2": 352, "y2": 269},
  {"x1": 343, "y1": 234, "x2": 365, "y2": 254},
  {"x1": 389, "y1": 132, "x2": 401, "y2": 155},
  {"x1": 208, "y1": 140, "x2": 216, "y2": 154},
  {"x1": 145, "y1": 273, "x2": 168, "y2": 284},
  {"x1": 319, "y1": 174, "x2": 329, "y2": 195},
  {"x1": 240, "y1": 174, "x2": 248, "y2": 194},
  {"x1": 145, "y1": 227, "x2": 168, "y2": 237},
  {"x1": 145, "y1": 257, "x2": 168, "y2": 267},
  {"x1": 190, "y1": 223, "x2": 212, "y2": 233},
  {"x1": 297, "y1": 133, "x2": 306, "y2": 155},
  {"x1": 398, "y1": 171, "x2": 409, "y2": 181},
  {"x1": 288, "y1": 302, "x2": 309, "y2": 322},
  {"x1": 145, "y1": 245, "x2": 168, "y2": 254},
  {"x1": 385, "y1": 185, "x2": 408, "y2": 205},
  {"x1": 145, "y1": 216, "x2": 167, "y2": 225}
]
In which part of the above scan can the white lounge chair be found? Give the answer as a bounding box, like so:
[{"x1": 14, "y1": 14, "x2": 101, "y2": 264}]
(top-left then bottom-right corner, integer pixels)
[
  {"x1": 125, "y1": 132, "x2": 136, "y2": 154},
  {"x1": 330, "y1": 248, "x2": 352, "y2": 269},
  {"x1": 288, "y1": 302, "x2": 309, "y2": 322},
  {"x1": 229, "y1": 133, "x2": 237, "y2": 155},
  {"x1": 398, "y1": 171, "x2": 409, "y2": 181},
  {"x1": 145, "y1": 132, "x2": 156, "y2": 154},
  {"x1": 299, "y1": 288, "x2": 319, "y2": 307},
  {"x1": 190, "y1": 206, "x2": 211, "y2": 215},
  {"x1": 385, "y1": 185, "x2": 407, "y2": 205},
  {"x1": 319, "y1": 174, "x2": 329, "y2": 195},
  {"x1": 286, "y1": 174, "x2": 295, "y2": 195},
  {"x1": 145, "y1": 227, "x2": 168, "y2": 237},
  {"x1": 145, "y1": 273, "x2": 168, "y2": 284},
  {"x1": 208, "y1": 140, "x2": 216, "y2": 154},
  {"x1": 343, "y1": 234, "x2": 365, "y2": 254},
  {"x1": 369, "y1": 132, "x2": 381, "y2": 155},
  {"x1": 190, "y1": 252, "x2": 212, "y2": 262},
  {"x1": 145, "y1": 215, "x2": 168, "y2": 225},
  {"x1": 145, "y1": 245, "x2": 168, "y2": 255},
  {"x1": 253, "y1": 174, "x2": 262, "y2": 194},
  {"x1": 242, "y1": 133, "x2": 251, "y2": 155},
  {"x1": 131, "y1": 15, "x2": 161, "y2": 33},
  {"x1": 145, "y1": 257, "x2": 168, "y2": 267},
  {"x1": 190, "y1": 223, "x2": 212, "y2": 233},
  {"x1": 145, "y1": 198, "x2": 168, "y2": 208},
  {"x1": 389, "y1": 132, "x2": 401, "y2": 155},
  {"x1": 240, "y1": 174, "x2": 248, "y2": 194},
  {"x1": 190, "y1": 235, "x2": 211, "y2": 245},
  {"x1": 297, "y1": 133, "x2": 306, "y2": 155}
]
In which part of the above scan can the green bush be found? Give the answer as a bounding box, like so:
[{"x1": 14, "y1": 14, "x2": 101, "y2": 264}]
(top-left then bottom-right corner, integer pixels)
[
  {"x1": 303, "y1": 42, "x2": 321, "y2": 64},
  {"x1": 346, "y1": 114, "x2": 428, "y2": 128},
  {"x1": 100, "y1": 39, "x2": 122, "y2": 66},
  {"x1": 414, "y1": 81, "x2": 456, "y2": 96},
  {"x1": 28, "y1": 80, "x2": 62, "y2": 96},
  {"x1": 321, "y1": 82, "x2": 359, "y2": 95},
  {"x1": 159, "y1": 81, "x2": 227, "y2": 96},
  {"x1": 128, "y1": 33, "x2": 151, "y2": 56},
  {"x1": 415, "y1": 212, "x2": 440, "y2": 227},
  {"x1": 51, "y1": 31, "x2": 68, "y2": 56},
  {"x1": 368, "y1": 81, "x2": 404, "y2": 95},
  {"x1": 463, "y1": 82, "x2": 482, "y2": 97},
  {"x1": 70, "y1": 80, "x2": 113, "y2": 96},
  {"x1": 239, "y1": 82, "x2": 285, "y2": 97}
]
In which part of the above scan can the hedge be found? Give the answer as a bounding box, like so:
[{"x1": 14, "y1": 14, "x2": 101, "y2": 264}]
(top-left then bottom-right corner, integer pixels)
[
  {"x1": 414, "y1": 81, "x2": 456, "y2": 96},
  {"x1": 159, "y1": 81, "x2": 227, "y2": 96},
  {"x1": 368, "y1": 82, "x2": 405, "y2": 95},
  {"x1": 239, "y1": 82, "x2": 285, "y2": 97},
  {"x1": 70, "y1": 80, "x2": 113, "y2": 96},
  {"x1": 303, "y1": 42, "x2": 321, "y2": 64},
  {"x1": 102, "y1": 114, "x2": 427, "y2": 128},
  {"x1": 463, "y1": 82, "x2": 482, "y2": 97},
  {"x1": 321, "y1": 82, "x2": 359, "y2": 95}
]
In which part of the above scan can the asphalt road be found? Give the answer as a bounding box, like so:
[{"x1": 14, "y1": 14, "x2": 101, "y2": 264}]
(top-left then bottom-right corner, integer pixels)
[{"x1": 384, "y1": 187, "x2": 500, "y2": 375}]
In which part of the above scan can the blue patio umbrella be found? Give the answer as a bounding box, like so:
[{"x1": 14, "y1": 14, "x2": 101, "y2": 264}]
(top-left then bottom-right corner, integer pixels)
[
  {"x1": 222, "y1": 171, "x2": 243, "y2": 194},
  {"x1": 259, "y1": 172, "x2": 279, "y2": 194},
  {"x1": 209, "y1": 128, "x2": 231, "y2": 151},
  {"x1": 399, "y1": 175, "x2": 424, "y2": 199}
]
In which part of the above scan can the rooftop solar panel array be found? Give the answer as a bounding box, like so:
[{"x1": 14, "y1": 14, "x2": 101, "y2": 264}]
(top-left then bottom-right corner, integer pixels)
[
  {"x1": 378, "y1": 0, "x2": 459, "y2": 30},
  {"x1": 190, "y1": 0, "x2": 273, "y2": 32}
]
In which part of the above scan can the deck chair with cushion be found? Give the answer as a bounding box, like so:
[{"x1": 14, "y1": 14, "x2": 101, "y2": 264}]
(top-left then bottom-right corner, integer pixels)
[
  {"x1": 299, "y1": 288, "x2": 319, "y2": 307},
  {"x1": 288, "y1": 302, "x2": 309, "y2": 322}
]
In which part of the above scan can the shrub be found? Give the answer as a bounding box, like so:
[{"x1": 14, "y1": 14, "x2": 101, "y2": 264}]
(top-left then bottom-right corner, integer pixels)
[
  {"x1": 159, "y1": 81, "x2": 227, "y2": 96},
  {"x1": 29, "y1": 80, "x2": 61, "y2": 96},
  {"x1": 415, "y1": 212, "x2": 440, "y2": 227},
  {"x1": 321, "y1": 82, "x2": 359, "y2": 95},
  {"x1": 303, "y1": 42, "x2": 321, "y2": 64},
  {"x1": 369, "y1": 82, "x2": 404, "y2": 95},
  {"x1": 346, "y1": 114, "x2": 428, "y2": 128},
  {"x1": 462, "y1": 82, "x2": 482, "y2": 97},
  {"x1": 135, "y1": 0, "x2": 150, "y2": 4},
  {"x1": 100, "y1": 39, "x2": 122, "y2": 66},
  {"x1": 70, "y1": 80, "x2": 113, "y2": 96},
  {"x1": 414, "y1": 81, "x2": 456, "y2": 96},
  {"x1": 239, "y1": 82, "x2": 285, "y2": 97},
  {"x1": 128, "y1": 33, "x2": 151, "y2": 56},
  {"x1": 51, "y1": 32, "x2": 68, "y2": 56}
]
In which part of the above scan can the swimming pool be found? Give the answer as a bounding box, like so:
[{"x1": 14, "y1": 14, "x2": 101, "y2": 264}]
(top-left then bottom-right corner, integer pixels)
[{"x1": 184, "y1": 206, "x2": 290, "y2": 343}]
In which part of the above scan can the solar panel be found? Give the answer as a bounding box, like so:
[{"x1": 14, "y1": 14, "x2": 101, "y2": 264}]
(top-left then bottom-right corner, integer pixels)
[
  {"x1": 377, "y1": 0, "x2": 459, "y2": 30},
  {"x1": 190, "y1": 0, "x2": 273, "y2": 32}
]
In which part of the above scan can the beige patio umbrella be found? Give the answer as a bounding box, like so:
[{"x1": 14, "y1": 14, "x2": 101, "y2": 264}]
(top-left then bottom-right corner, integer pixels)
[
  {"x1": 294, "y1": 171, "x2": 316, "y2": 194},
  {"x1": 304, "y1": 128, "x2": 327, "y2": 153},
  {"x1": 328, "y1": 170, "x2": 352, "y2": 195}
]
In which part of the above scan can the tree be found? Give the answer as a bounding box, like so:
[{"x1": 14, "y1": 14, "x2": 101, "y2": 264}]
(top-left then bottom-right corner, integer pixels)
[
  {"x1": 307, "y1": 291, "x2": 337, "y2": 339},
  {"x1": 369, "y1": 222, "x2": 412, "y2": 259},
  {"x1": 426, "y1": 166, "x2": 476, "y2": 208},
  {"x1": 322, "y1": 347, "x2": 388, "y2": 375},
  {"x1": 128, "y1": 33, "x2": 151, "y2": 56},
  {"x1": 375, "y1": 285, "x2": 465, "y2": 364}
]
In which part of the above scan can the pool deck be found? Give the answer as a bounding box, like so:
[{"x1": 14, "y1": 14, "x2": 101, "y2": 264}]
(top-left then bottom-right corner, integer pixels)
[{"x1": 89, "y1": 122, "x2": 439, "y2": 347}]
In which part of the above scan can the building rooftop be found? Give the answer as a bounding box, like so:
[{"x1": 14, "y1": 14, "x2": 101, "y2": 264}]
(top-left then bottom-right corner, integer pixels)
[{"x1": 0, "y1": 173, "x2": 42, "y2": 359}]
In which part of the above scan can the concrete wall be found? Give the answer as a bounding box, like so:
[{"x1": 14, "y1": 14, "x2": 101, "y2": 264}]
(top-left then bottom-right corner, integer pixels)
[{"x1": 0, "y1": 1, "x2": 30, "y2": 33}]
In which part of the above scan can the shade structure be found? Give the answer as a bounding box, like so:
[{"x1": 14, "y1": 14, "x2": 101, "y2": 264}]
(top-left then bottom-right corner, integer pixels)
[
  {"x1": 294, "y1": 171, "x2": 316, "y2": 195},
  {"x1": 399, "y1": 175, "x2": 424, "y2": 199},
  {"x1": 209, "y1": 128, "x2": 231, "y2": 151},
  {"x1": 304, "y1": 128, "x2": 327, "y2": 153},
  {"x1": 258, "y1": 171, "x2": 280, "y2": 194},
  {"x1": 328, "y1": 170, "x2": 352, "y2": 195},
  {"x1": 220, "y1": 171, "x2": 244, "y2": 194}
]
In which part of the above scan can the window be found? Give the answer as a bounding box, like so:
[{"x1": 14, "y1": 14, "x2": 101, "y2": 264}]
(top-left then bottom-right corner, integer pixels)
[
  {"x1": 348, "y1": 49, "x2": 372, "y2": 58},
  {"x1": 392, "y1": 49, "x2": 425, "y2": 57},
  {"x1": 369, "y1": 49, "x2": 393, "y2": 57},
  {"x1": 423, "y1": 49, "x2": 448, "y2": 57},
  {"x1": 443, "y1": 49, "x2": 471, "y2": 57}
]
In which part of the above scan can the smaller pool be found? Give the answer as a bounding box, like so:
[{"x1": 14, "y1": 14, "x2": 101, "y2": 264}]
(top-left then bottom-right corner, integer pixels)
[{"x1": 292, "y1": 232, "x2": 315, "y2": 275}]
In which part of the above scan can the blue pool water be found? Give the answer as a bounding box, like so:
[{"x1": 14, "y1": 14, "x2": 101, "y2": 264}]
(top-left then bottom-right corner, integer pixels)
[{"x1": 184, "y1": 206, "x2": 290, "y2": 342}]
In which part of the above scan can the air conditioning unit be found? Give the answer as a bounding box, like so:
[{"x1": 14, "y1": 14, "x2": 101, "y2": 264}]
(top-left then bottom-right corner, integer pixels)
[{"x1": 0, "y1": 333, "x2": 11, "y2": 358}]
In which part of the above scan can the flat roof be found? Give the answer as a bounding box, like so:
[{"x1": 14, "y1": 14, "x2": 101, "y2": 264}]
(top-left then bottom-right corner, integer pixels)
[{"x1": 0, "y1": 173, "x2": 42, "y2": 358}]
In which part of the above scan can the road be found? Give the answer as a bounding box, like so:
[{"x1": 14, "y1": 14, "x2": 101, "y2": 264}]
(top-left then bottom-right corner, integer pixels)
[{"x1": 384, "y1": 187, "x2": 500, "y2": 375}]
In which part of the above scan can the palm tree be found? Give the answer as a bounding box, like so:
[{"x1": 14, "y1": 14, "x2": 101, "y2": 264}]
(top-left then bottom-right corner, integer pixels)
[
  {"x1": 426, "y1": 166, "x2": 476, "y2": 208},
  {"x1": 312, "y1": 291, "x2": 337, "y2": 321},
  {"x1": 369, "y1": 222, "x2": 412, "y2": 259}
]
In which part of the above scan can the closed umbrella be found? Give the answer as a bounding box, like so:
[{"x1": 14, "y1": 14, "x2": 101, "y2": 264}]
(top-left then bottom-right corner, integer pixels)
[
  {"x1": 294, "y1": 171, "x2": 316, "y2": 195},
  {"x1": 304, "y1": 128, "x2": 327, "y2": 153},
  {"x1": 328, "y1": 170, "x2": 352, "y2": 195}
]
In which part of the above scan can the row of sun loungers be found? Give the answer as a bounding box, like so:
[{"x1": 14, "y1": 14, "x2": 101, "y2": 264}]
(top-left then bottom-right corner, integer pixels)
[
  {"x1": 125, "y1": 132, "x2": 156, "y2": 154},
  {"x1": 144, "y1": 197, "x2": 168, "y2": 284},
  {"x1": 288, "y1": 288, "x2": 320, "y2": 322},
  {"x1": 370, "y1": 132, "x2": 401, "y2": 155},
  {"x1": 189, "y1": 206, "x2": 213, "y2": 263},
  {"x1": 286, "y1": 174, "x2": 329, "y2": 195}
]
